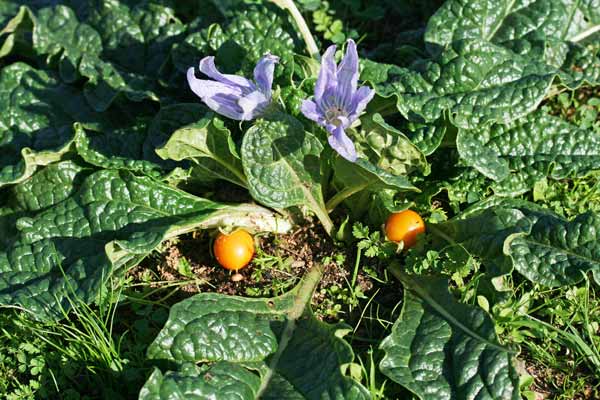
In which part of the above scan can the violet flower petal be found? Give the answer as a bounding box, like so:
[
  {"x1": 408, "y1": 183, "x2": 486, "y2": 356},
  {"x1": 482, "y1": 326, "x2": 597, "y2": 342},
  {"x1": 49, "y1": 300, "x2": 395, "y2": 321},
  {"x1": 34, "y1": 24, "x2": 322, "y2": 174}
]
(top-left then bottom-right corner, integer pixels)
[
  {"x1": 328, "y1": 125, "x2": 357, "y2": 162},
  {"x1": 254, "y1": 54, "x2": 279, "y2": 99},
  {"x1": 348, "y1": 86, "x2": 375, "y2": 121},
  {"x1": 300, "y1": 99, "x2": 324, "y2": 125},
  {"x1": 314, "y1": 44, "x2": 337, "y2": 102},
  {"x1": 239, "y1": 90, "x2": 269, "y2": 120},
  {"x1": 336, "y1": 39, "x2": 359, "y2": 108},
  {"x1": 187, "y1": 68, "x2": 245, "y2": 119},
  {"x1": 198, "y1": 56, "x2": 255, "y2": 90}
]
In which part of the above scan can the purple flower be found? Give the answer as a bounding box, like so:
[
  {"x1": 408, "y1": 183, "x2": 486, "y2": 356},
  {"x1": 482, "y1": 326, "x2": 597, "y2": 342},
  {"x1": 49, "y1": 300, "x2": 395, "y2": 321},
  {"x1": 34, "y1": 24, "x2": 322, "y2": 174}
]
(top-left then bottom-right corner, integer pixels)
[
  {"x1": 301, "y1": 39, "x2": 374, "y2": 162},
  {"x1": 187, "y1": 54, "x2": 279, "y2": 120}
]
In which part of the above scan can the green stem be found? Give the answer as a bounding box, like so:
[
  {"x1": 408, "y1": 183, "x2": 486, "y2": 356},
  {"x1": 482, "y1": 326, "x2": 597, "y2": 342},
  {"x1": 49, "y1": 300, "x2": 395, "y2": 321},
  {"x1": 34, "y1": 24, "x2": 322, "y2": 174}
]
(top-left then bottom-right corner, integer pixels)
[
  {"x1": 427, "y1": 224, "x2": 458, "y2": 246},
  {"x1": 326, "y1": 183, "x2": 369, "y2": 212},
  {"x1": 311, "y1": 203, "x2": 335, "y2": 236},
  {"x1": 256, "y1": 263, "x2": 324, "y2": 397},
  {"x1": 352, "y1": 247, "x2": 361, "y2": 289},
  {"x1": 268, "y1": 0, "x2": 320, "y2": 59},
  {"x1": 571, "y1": 24, "x2": 600, "y2": 42}
]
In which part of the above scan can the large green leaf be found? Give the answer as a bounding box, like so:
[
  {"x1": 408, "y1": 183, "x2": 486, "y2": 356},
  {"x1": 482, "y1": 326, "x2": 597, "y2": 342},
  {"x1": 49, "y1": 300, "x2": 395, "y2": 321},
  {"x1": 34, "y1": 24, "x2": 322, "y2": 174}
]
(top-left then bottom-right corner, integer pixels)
[
  {"x1": 430, "y1": 208, "x2": 532, "y2": 276},
  {"x1": 74, "y1": 103, "x2": 209, "y2": 176},
  {"x1": 425, "y1": 0, "x2": 600, "y2": 86},
  {"x1": 241, "y1": 114, "x2": 328, "y2": 228},
  {"x1": 144, "y1": 266, "x2": 370, "y2": 399},
  {"x1": 457, "y1": 111, "x2": 600, "y2": 188},
  {"x1": 364, "y1": 40, "x2": 556, "y2": 129},
  {"x1": 328, "y1": 158, "x2": 418, "y2": 212},
  {"x1": 0, "y1": 162, "x2": 290, "y2": 320},
  {"x1": 30, "y1": 2, "x2": 185, "y2": 111},
  {"x1": 155, "y1": 114, "x2": 246, "y2": 188},
  {"x1": 172, "y1": 6, "x2": 298, "y2": 80},
  {"x1": 0, "y1": 63, "x2": 102, "y2": 187},
  {"x1": 508, "y1": 211, "x2": 600, "y2": 287},
  {"x1": 425, "y1": 0, "x2": 600, "y2": 50},
  {"x1": 140, "y1": 363, "x2": 262, "y2": 400},
  {"x1": 380, "y1": 273, "x2": 520, "y2": 400}
]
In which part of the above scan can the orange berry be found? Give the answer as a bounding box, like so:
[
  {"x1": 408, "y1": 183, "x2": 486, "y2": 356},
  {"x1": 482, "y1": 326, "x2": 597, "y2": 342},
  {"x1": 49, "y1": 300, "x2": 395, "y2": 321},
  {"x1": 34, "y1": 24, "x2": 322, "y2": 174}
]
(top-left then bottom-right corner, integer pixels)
[
  {"x1": 213, "y1": 229, "x2": 255, "y2": 271},
  {"x1": 385, "y1": 210, "x2": 426, "y2": 249}
]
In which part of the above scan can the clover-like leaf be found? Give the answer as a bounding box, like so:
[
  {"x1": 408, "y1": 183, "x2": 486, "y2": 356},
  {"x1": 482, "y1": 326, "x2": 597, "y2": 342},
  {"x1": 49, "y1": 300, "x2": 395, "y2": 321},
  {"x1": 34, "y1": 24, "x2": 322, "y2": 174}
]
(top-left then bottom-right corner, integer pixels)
[
  {"x1": 380, "y1": 272, "x2": 520, "y2": 400},
  {"x1": 146, "y1": 265, "x2": 370, "y2": 399}
]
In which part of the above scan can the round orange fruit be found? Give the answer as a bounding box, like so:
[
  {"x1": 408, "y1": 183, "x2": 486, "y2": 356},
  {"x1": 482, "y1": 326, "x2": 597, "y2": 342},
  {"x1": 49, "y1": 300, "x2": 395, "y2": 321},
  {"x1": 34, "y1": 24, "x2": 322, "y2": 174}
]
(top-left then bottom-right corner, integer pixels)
[
  {"x1": 213, "y1": 229, "x2": 255, "y2": 271},
  {"x1": 385, "y1": 210, "x2": 426, "y2": 249}
]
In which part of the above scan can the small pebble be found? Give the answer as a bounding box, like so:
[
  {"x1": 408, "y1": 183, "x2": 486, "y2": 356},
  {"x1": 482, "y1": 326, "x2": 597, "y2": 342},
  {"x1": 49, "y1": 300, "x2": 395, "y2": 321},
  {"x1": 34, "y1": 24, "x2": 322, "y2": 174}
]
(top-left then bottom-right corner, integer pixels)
[{"x1": 231, "y1": 273, "x2": 244, "y2": 282}]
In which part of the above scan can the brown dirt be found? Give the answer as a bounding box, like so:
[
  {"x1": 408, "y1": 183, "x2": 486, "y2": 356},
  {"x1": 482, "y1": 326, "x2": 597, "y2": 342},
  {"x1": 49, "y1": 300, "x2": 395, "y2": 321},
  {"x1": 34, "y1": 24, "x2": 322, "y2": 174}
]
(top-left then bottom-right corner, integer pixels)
[
  {"x1": 126, "y1": 217, "x2": 385, "y2": 320},
  {"x1": 518, "y1": 354, "x2": 600, "y2": 400}
]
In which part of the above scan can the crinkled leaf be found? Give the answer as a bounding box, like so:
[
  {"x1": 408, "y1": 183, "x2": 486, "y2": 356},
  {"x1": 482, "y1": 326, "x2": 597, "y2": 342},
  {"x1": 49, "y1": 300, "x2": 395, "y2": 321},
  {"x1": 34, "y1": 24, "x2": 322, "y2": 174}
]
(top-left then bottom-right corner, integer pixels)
[
  {"x1": 356, "y1": 114, "x2": 428, "y2": 176},
  {"x1": 241, "y1": 114, "x2": 325, "y2": 213},
  {"x1": 155, "y1": 114, "x2": 246, "y2": 188},
  {"x1": 398, "y1": 40, "x2": 556, "y2": 128},
  {"x1": 404, "y1": 120, "x2": 448, "y2": 156},
  {"x1": 0, "y1": 162, "x2": 289, "y2": 320},
  {"x1": 146, "y1": 267, "x2": 370, "y2": 399},
  {"x1": 173, "y1": 6, "x2": 297, "y2": 80},
  {"x1": 425, "y1": 0, "x2": 600, "y2": 86},
  {"x1": 143, "y1": 103, "x2": 209, "y2": 171},
  {"x1": 362, "y1": 41, "x2": 556, "y2": 128},
  {"x1": 425, "y1": 0, "x2": 600, "y2": 50},
  {"x1": 0, "y1": 63, "x2": 103, "y2": 187},
  {"x1": 380, "y1": 273, "x2": 520, "y2": 400},
  {"x1": 508, "y1": 211, "x2": 600, "y2": 287},
  {"x1": 332, "y1": 158, "x2": 417, "y2": 208},
  {"x1": 139, "y1": 363, "x2": 261, "y2": 400},
  {"x1": 74, "y1": 117, "x2": 164, "y2": 177},
  {"x1": 431, "y1": 208, "x2": 532, "y2": 276},
  {"x1": 31, "y1": 2, "x2": 185, "y2": 111},
  {"x1": 457, "y1": 111, "x2": 600, "y2": 188}
]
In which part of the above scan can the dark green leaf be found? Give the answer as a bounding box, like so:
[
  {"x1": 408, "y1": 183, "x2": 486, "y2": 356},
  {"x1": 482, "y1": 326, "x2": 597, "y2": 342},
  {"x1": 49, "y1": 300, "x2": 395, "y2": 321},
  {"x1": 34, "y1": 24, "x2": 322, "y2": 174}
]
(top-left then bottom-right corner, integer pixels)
[
  {"x1": 241, "y1": 114, "x2": 326, "y2": 216},
  {"x1": 146, "y1": 266, "x2": 370, "y2": 399},
  {"x1": 356, "y1": 114, "x2": 428, "y2": 176},
  {"x1": 457, "y1": 111, "x2": 600, "y2": 191},
  {"x1": 509, "y1": 211, "x2": 600, "y2": 287},
  {"x1": 155, "y1": 114, "x2": 246, "y2": 187},
  {"x1": 380, "y1": 273, "x2": 520, "y2": 400},
  {"x1": 0, "y1": 63, "x2": 101, "y2": 187},
  {"x1": 0, "y1": 162, "x2": 289, "y2": 320}
]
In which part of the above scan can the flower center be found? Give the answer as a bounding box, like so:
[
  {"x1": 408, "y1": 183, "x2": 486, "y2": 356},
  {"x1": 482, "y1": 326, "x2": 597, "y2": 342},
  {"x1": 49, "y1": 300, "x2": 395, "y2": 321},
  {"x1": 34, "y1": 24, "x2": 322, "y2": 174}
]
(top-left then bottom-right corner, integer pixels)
[{"x1": 325, "y1": 107, "x2": 347, "y2": 126}]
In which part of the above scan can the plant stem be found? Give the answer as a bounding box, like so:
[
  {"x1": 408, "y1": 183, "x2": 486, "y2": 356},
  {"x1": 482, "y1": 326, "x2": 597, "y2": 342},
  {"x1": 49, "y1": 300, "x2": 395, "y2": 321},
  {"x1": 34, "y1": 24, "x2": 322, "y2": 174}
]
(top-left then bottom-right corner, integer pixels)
[
  {"x1": 256, "y1": 263, "x2": 324, "y2": 396},
  {"x1": 312, "y1": 203, "x2": 335, "y2": 236},
  {"x1": 572, "y1": 24, "x2": 600, "y2": 42},
  {"x1": 427, "y1": 224, "x2": 458, "y2": 246},
  {"x1": 352, "y1": 247, "x2": 362, "y2": 289},
  {"x1": 326, "y1": 183, "x2": 369, "y2": 212},
  {"x1": 268, "y1": 0, "x2": 320, "y2": 59}
]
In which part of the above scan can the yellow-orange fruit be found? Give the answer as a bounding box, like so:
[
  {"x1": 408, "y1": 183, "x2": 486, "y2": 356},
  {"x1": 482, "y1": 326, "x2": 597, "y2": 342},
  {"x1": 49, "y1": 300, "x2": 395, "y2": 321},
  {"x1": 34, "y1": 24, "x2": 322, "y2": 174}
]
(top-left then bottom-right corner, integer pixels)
[
  {"x1": 385, "y1": 210, "x2": 426, "y2": 249},
  {"x1": 213, "y1": 229, "x2": 255, "y2": 271}
]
